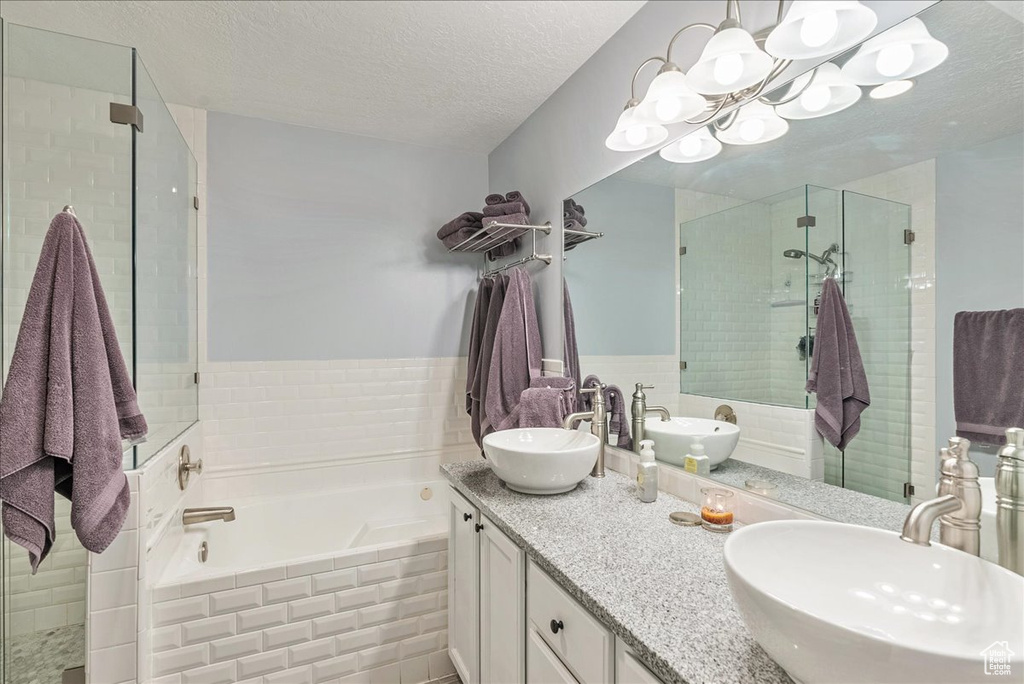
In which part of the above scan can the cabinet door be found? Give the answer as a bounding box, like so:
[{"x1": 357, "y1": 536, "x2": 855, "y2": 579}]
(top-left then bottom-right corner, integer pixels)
[
  {"x1": 528, "y1": 626, "x2": 581, "y2": 684},
  {"x1": 614, "y1": 638, "x2": 664, "y2": 684},
  {"x1": 480, "y1": 516, "x2": 526, "y2": 684},
  {"x1": 449, "y1": 488, "x2": 480, "y2": 684}
]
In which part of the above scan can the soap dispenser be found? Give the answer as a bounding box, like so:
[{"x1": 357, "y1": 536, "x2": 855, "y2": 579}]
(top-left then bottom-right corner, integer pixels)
[
  {"x1": 995, "y1": 427, "x2": 1024, "y2": 575},
  {"x1": 683, "y1": 439, "x2": 711, "y2": 477},
  {"x1": 636, "y1": 440, "x2": 658, "y2": 503},
  {"x1": 936, "y1": 437, "x2": 982, "y2": 556}
]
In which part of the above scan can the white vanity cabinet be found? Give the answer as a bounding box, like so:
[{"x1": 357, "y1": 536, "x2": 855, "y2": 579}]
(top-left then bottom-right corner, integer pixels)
[{"x1": 448, "y1": 487, "x2": 526, "y2": 684}]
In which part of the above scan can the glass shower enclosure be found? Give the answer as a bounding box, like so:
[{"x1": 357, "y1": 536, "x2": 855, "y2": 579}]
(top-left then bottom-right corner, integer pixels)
[
  {"x1": 679, "y1": 184, "x2": 911, "y2": 502},
  {"x1": 1, "y1": 20, "x2": 198, "y2": 682}
]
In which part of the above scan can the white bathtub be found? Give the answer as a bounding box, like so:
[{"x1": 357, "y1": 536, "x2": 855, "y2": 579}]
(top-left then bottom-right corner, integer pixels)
[{"x1": 149, "y1": 479, "x2": 454, "y2": 682}]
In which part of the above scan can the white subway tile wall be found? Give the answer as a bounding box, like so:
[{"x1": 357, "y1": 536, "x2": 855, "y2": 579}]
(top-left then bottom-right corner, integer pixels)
[
  {"x1": 199, "y1": 358, "x2": 474, "y2": 471},
  {"x1": 148, "y1": 538, "x2": 453, "y2": 684},
  {"x1": 576, "y1": 355, "x2": 680, "y2": 416}
]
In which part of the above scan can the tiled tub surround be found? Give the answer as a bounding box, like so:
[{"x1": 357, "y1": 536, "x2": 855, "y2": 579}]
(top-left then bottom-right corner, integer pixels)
[
  {"x1": 148, "y1": 484, "x2": 455, "y2": 683},
  {"x1": 199, "y1": 358, "x2": 474, "y2": 471},
  {"x1": 441, "y1": 461, "x2": 794, "y2": 684}
]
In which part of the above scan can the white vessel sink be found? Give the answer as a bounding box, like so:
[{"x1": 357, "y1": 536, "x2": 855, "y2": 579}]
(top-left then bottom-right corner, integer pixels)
[
  {"x1": 724, "y1": 520, "x2": 1024, "y2": 684},
  {"x1": 643, "y1": 417, "x2": 739, "y2": 469},
  {"x1": 483, "y1": 428, "x2": 600, "y2": 495}
]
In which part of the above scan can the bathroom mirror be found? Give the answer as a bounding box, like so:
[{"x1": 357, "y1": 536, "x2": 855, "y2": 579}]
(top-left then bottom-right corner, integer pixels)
[{"x1": 563, "y1": 0, "x2": 1023, "y2": 502}]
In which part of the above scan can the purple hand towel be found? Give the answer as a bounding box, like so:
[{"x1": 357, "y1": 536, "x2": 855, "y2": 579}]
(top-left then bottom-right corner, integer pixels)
[
  {"x1": 519, "y1": 388, "x2": 569, "y2": 428},
  {"x1": 475, "y1": 275, "x2": 507, "y2": 442},
  {"x1": 504, "y1": 191, "x2": 531, "y2": 215},
  {"x1": 485, "y1": 268, "x2": 542, "y2": 432},
  {"x1": 580, "y1": 376, "x2": 632, "y2": 449},
  {"x1": 485, "y1": 193, "x2": 505, "y2": 206},
  {"x1": 953, "y1": 308, "x2": 1024, "y2": 445},
  {"x1": 531, "y1": 376, "x2": 576, "y2": 416},
  {"x1": 563, "y1": 280, "x2": 581, "y2": 412},
  {"x1": 1, "y1": 213, "x2": 147, "y2": 572},
  {"x1": 806, "y1": 278, "x2": 870, "y2": 450},
  {"x1": 483, "y1": 201, "x2": 527, "y2": 218}
]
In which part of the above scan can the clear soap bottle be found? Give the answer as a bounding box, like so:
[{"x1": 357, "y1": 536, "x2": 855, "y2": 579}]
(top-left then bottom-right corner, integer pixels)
[{"x1": 637, "y1": 439, "x2": 658, "y2": 503}]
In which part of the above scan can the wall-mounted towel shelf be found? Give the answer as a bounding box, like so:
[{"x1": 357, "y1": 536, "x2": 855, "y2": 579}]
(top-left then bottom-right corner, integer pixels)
[
  {"x1": 448, "y1": 221, "x2": 551, "y2": 254},
  {"x1": 564, "y1": 227, "x2": 603, "y2": 250}
]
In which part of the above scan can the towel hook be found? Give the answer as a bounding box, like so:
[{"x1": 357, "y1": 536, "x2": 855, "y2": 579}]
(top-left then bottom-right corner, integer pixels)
[{"x1": 62, "y1": 205, "x2": 76, "y2": 216}]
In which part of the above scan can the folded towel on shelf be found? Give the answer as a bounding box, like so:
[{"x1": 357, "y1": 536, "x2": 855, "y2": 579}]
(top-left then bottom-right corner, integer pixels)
[
  {"x1": 486, "y1": 268, "x2": 542, "y2": 432},
  {"x1": 476, "y1": 275, "x2": 507, "y2": 444},
  {"x1": 438, "y1": 212, "x2": 484, "y2": 250},
  {"x1": 1, "y1": 212, "x2": 148, "y2": 573},
  {"x1": 485, "y1": 193, "x2": 506, "y2": 206},
  {"x1": 567, "y1": 198, "x2": 585, "y2": 216},
  {"x1": 806, "y1": 278, "x2": 870, "y2": 450},
  {"x1": 562, "y1": 200, "x2": 587, "y2": 227},
  {"x1": 580, "y1": 375, "x2": 632, "y2": 450},
  {"x1": 953, "y1": 308, "x2": 1024, "y2": 445},
  {"x1": 504, "y1": 191, "x2": 531, "y2": 215},
  {"x1": 483, "y1": 201, "x2": 527, "y2": 218},
  {"x1": 519, "y1": 388, "x2": 569, "y2": 428}
]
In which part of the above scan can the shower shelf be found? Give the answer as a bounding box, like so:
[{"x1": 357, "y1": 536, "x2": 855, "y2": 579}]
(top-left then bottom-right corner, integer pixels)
[
  {"x1": 770, "y1": 299, "x2": 807, "y2": 308},
  {"x1": 564, "y1": 227, "x2": 603, "y2": 250}
]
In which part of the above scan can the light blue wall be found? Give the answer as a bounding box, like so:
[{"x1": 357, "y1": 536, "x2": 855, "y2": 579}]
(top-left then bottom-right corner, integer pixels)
[
  {"x1": 207, "y1": 112, "x2": 488, "y2": 361},
  {"x1": 566, "y1": 178, "x2": 676, "y2": 356},
  {"x1": 935, "y1": 132, "x2": 1024, "y2": 469}
]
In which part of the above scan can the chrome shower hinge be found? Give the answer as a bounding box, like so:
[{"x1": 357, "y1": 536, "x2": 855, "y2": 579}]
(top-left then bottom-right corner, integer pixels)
[
  {"x1": 796, "y1": 215, "x2": 817, "y2": 228},
  {"x1": 904, "y1": 229, "x2": 916, "y2": 245},
  {"x1": 679, "y1": 246, "x2": 687, "y2": 256},
  {"x1": 109, "y1": 102, "x2": 144, "y2": 132}
]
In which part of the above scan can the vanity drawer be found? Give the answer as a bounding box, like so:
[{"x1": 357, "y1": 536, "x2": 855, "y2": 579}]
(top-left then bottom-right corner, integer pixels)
[
  {"x1": 615, "y1": 638, "x2": 664, "y2": 684},
  {"x1": 527, "y1": 560, "x2": 613, "y2": 684}
]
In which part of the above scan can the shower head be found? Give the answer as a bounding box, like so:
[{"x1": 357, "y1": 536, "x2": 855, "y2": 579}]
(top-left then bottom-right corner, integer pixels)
[{"x1": 783, "y1": 248, "x2": 827, "y2": 265}]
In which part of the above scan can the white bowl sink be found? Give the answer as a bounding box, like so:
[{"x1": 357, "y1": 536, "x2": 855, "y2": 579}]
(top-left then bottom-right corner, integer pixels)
[
  {"x1": 724, "y1": 520, "x2": 1024, "y2": 684},
  {"x1": 643, "y1": 417, "x2": 739, "y2": 469},
  {"x1": 483, "y1": 428, "x2": 600, "y2": 495}
]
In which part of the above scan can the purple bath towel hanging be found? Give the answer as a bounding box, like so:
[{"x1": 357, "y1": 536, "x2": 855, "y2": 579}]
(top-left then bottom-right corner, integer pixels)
[{"x1": 0, "y1": 212, "x2": 148, "y2": 572}]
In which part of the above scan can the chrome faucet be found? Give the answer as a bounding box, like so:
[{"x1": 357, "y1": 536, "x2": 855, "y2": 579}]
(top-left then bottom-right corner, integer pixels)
[
  {"x1": 995, "y1": 427, "x2": 1024, "y2": 575},
  {"x1": 182, "y1": 507, "x2": 236, "y2": 526},
  {"x1": 563, "y1": 384, "x2": 608, "y2": 478},
  {"x1": 630, "y1": 384, "x2": 671, "y2": 454},
  {"x1": 900, "y1": 437, "x2": 981, "y2": 553}
]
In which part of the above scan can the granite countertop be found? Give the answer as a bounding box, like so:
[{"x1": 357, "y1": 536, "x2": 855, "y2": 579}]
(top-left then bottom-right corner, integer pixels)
[
  {"x1": 704, "y1": 458, "x2": 914, "y2": 531},
  {"x1": 441, "y1": 461, "x2": 793, "y2": 684}
]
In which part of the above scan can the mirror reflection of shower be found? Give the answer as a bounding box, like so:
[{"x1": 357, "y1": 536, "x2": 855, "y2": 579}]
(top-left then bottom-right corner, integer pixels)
[{"x1": 783, "y1": 243, "x2": 840, "y2": 277}]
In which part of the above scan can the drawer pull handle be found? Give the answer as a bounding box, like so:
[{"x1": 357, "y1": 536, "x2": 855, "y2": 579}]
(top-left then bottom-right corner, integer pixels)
[
  {"x1": 550, "y1": 619, "x2": 564, "y2": 634},
  {"x1": 463, "y1": 512, "x2": 472, "y2": 521},
  {"x1": 475, "y1": 523, "x2": 484, "y2": 532}
]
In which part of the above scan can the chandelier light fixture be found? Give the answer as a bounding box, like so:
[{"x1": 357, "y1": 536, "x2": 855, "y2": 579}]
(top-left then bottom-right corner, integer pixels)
[{"x1": 605, "y1": 1, "x2": 948, "y2": 163}]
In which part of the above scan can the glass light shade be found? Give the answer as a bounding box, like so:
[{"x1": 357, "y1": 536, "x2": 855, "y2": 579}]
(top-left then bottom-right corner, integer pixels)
[
  {"x1": 869, "y1": 79, "x2": 914, "y2": 99},
  {"x1": 765, "y1": 1, "x2": 878, "y2": 60},
  {"x1": 605, "y1": 105, "x2": 669, "y2": 151},
  {"x1": 840, "y1": 17, "x2": 948, "y2": 85},
  {"x1": 715, "y1": 101, "x2": 789, "y2": 146},
  {"x1": 659, "y1": 127, "x2": 722, "y2": 163},
  {"x1": 687, "y1": 27, "x2": 775, "y2": 95},
  {"x1": 776, "y1": 63, "x2": 862, "y2": 120},
  {"x1": 633, "y1": 69, "x2": 708, "y2": 125}
]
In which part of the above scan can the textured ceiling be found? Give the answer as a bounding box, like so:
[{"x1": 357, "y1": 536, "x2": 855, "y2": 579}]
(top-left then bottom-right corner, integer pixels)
[
  {"x1": 612, "y1": 0, "x2": 1024, "y2": 200},
  {"x1": 0, "y1": 0, "x2": 645, "y2": 152}
]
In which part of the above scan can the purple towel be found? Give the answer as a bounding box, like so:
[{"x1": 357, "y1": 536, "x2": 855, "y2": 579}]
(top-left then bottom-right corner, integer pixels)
[
  {"x1": 485, "y1": 193, "x2": 505, "y2": 206},
  {"x1": 1, "y1": 213, "x2": 147, "y2": 572},
  {"x1": 954, "y1": 309, "x2": 1024, "y2": 445},
  {"x1": 531, "y1": 376, "x2": 576, "y2": 416},
  {"x1": 476, "y1": 275, "x2": 507, "y2": 443},
  {"x1": 518, "y1": 388, "x2": 569, "y2": 428},
  {"x1": 483, "y1": 201, "x2": 527, "y2": 218},
  {"x1": 580, "y1": 376, "x2": 632, "y2": 449},
  {"x1": 466, "y1": 278, "x2": 493, "y2": 417},
  {"x1": 504, "y1": 191, "x2": 531, "y2": 215},
  {"x1": 438, "y1": 212, "x2": 484, "y2": 250},
  {"x1": 563, "y1": 280, "x2": 581, "y2": 412},
  {"x1": 485, "y1": 268, "x2": 542, "y2": 432},
  {"x1": 806, "y1": 278, "x2": 869, "y2": 450},
  {"x1": 481, "y1": 213, "x2": 528, "y2": 261},
  {"x1": 562, "y1": 199, "x2": 587, "y2": 227}
]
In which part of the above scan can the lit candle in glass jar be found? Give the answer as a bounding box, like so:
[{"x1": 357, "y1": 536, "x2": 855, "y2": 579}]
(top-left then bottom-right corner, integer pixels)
[{"x1": 700, "y1": 487, "x2": 735, "y2": 532}]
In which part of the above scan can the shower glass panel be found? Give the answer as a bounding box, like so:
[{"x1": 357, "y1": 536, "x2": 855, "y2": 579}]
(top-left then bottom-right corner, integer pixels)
[
  {"x1": 826, "y1": 190, "x2": 912, "y2": 502},
  {"x1": 679, "y1": 184, "x2": 911, "y2": 500},
  {"x1": 133, "y1": 53, "x2": 199, "y2": 466},
  {"x1": 1, "y1": 23, "x2": 133, "y2": 682}
]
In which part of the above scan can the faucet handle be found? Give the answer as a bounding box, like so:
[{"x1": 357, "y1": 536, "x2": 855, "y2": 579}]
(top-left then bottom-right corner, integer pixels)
[{"x1": 580, "y1": 384, "x2": 606, "y2": 394}]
